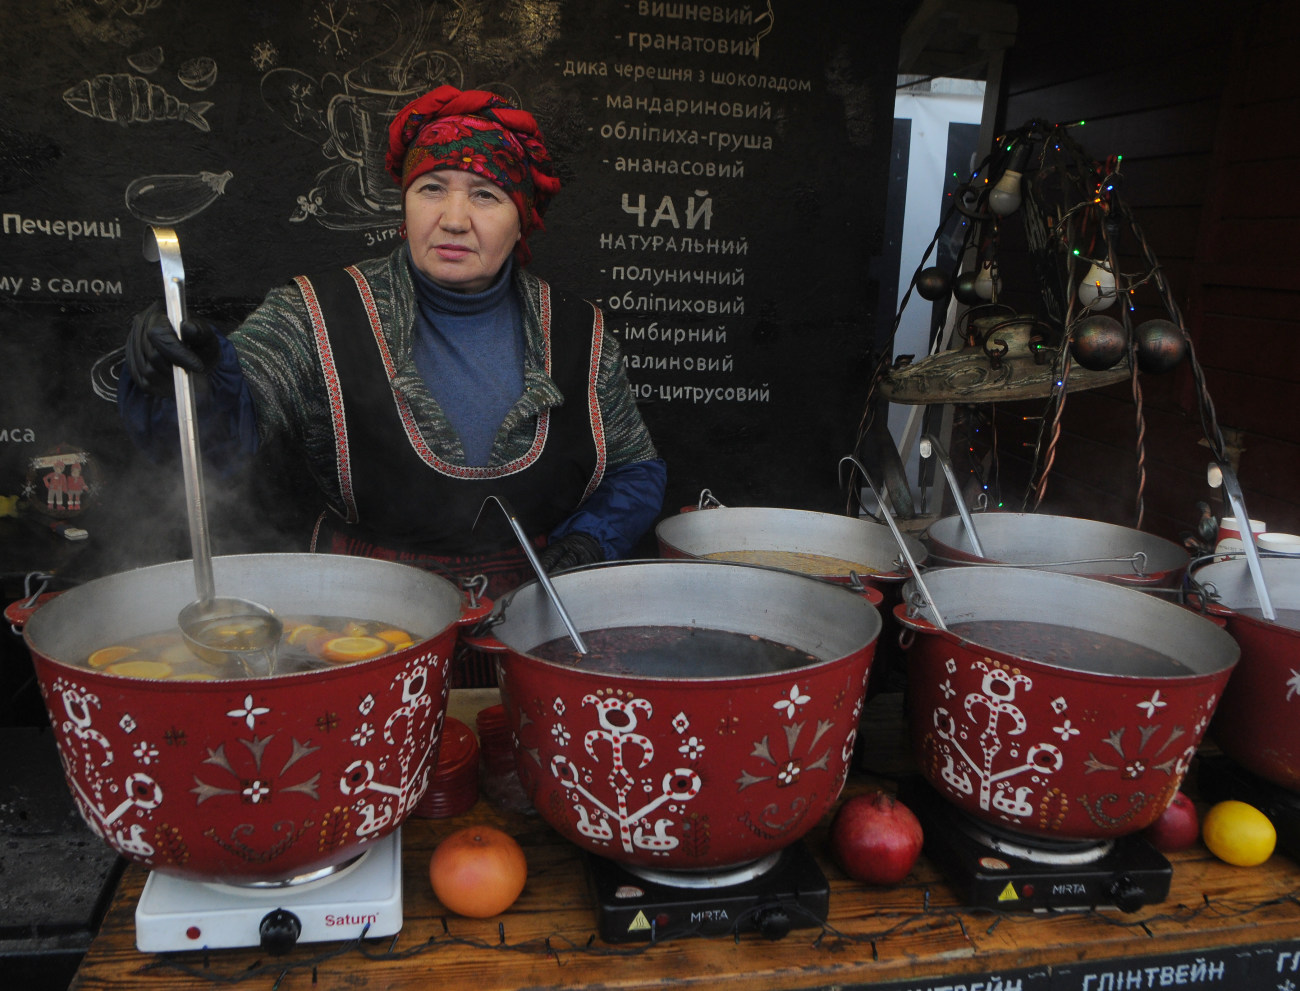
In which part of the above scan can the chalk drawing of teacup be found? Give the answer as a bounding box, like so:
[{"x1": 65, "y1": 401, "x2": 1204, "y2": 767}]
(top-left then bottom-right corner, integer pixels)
[{"x1": 326, "y1": 56, "x2": 457, "y2": 212}]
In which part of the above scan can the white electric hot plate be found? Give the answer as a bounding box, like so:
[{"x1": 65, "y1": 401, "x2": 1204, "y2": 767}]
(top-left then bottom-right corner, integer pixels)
[{"x1": 134, "y1": 829, "x2": 403, "y2": 953}]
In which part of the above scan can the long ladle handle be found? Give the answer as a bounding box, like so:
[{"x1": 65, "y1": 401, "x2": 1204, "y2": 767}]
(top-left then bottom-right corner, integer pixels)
[
  {"x1": 920, "y1": 433, "x2": 986, "y2": 558},
  {"x1": 474, "y1": 495, "x2": 589, "y2": 654},
  {"x1": 1208, "y1": 460, "x2": 1276, "y2": 621},
  {"x1": 143, "y1": 226, "x2": 215, "y2": 605},
  {"x1": 839, "y1": 455, "x2": 947, "y2": 631}
]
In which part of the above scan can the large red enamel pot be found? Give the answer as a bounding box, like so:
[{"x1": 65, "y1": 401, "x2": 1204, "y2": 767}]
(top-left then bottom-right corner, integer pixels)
[
  {"x1": 656, "y1": 505, "x2": 928, "y2": 590},
  {"x1": 1192, "y1": 556, "x2": 1300, "y2": 790},
  {"x1": 926, "y1": 512, "x2": 1190, "y2": 587},
  {"x1": 896, "y1": 566, "x2": 1238, "y2": 840},
  {"x1": 471, "y1": 559, "x2": 883, "y2": 872},
  {"x1": 21, "y1": 553, "x2": 481, "y2": 884}
]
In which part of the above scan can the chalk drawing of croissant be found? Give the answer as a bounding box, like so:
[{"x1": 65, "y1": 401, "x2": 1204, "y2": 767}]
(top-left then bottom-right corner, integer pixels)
[{"x1": 63, "y1": 73, "x2": 213, "y2": 131}]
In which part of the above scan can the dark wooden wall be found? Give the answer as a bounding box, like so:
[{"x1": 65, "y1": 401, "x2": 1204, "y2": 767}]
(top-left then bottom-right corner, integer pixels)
[{"x1": 986, "y1": 0, "x2": 1300, "y2": 542}]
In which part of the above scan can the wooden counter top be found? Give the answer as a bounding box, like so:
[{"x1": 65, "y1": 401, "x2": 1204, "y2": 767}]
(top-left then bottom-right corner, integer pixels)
[{"x1": 70, "y1": 696, "x2": 1300, "y2": 990}]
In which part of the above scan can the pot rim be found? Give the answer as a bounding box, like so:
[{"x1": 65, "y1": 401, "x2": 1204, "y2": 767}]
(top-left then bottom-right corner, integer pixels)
[
  {"x1": 924, "y1": 511, "x2": 1189, "y2": 580},
  {"x1": 23, "y1": 551, "x2": 469, "y2": 680},
  {"x1": 485, "y1": 557, "x2": 883, "y2": 682},
  {"x1": 897, "y1": 564, "x2": 1239, "y2": 680},
  {"x1": 655, "y1": 504, "x2": 927, "y2": 579}
]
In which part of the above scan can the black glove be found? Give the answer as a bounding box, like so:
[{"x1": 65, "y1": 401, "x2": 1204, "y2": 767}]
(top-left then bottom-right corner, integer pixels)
[
  {"x1": 537, "y1": 531, "x2": 604, "y2": 573},
  {"x1": 125, "y1": 300, "x2": 222, "y2": 396}
]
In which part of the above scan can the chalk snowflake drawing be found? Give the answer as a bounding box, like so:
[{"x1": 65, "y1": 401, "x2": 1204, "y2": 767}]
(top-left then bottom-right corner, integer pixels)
[
  {"x1": 251, "y1": 40, "x2": 278, "y2": 72},
  {"x1": 312, "y1": 1, "x2": 361, "y2": 57}
]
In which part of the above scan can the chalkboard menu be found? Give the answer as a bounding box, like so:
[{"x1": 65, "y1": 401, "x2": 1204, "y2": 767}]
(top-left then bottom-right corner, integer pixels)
[{"x1": 0, "y1": 0, "x2": 900, "y2": 573}]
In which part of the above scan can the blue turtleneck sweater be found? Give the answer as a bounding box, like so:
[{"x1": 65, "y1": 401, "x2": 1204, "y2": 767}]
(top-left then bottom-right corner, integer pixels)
[{"x1": 409, "y1": 253, "x2": 525, "y2": 466}]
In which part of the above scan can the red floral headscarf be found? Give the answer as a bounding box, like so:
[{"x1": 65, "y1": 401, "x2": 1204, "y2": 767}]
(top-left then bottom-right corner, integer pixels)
[{"x1": 386, "y1": 85, "x2": 561, "y2": 264}]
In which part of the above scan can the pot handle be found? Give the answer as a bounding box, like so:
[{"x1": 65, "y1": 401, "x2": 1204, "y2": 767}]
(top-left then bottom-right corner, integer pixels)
[
  {"x1": 459, "y1": 630, "x2": 510, "y2": 654},
  {"x1": 843, "y1": 576, "x2": 885, "y2": 609},
  {"x1": 5, "y1": 572, "x2": 60, "y2": 635},
  {"x1": 678, "y1": 488, "x2": 726, "y2": 514},
  {"x1": 457, "y1": 596, "x2": 494, "y2": 629},
  {"x1": 454, "y1": 574, "x2": 495, "y2": 629},
  {"x1": 891, "y1": 599, "x2": 940, "y2": 634}
]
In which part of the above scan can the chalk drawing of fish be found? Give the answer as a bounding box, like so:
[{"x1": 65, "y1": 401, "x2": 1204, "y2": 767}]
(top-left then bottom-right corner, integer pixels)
[{"x1": 62, "y1": 73, "x2": 213, "y2": 131}]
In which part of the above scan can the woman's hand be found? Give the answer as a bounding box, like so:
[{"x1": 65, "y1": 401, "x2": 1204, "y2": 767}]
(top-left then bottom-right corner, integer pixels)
[
  {"x1": 537, "y1": 532, "x2": 604, "y2": 573},
  {"x1": 125, "y1": 300, "x2": 222, "y2": 396}
]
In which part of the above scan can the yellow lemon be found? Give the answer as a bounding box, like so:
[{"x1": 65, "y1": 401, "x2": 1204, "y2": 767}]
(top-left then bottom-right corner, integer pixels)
[
  {"x1": 1201, "y1": 800, "x2": 1276, "y2": 866},
  {"x1": 88, "y1": 645, "x2": 139, "y2": 668},
  {"x1": 287, "y1": 624, "x2": 328, "y2": 645},
  {"x1": 320, "y1": 636, "x2": 389, "y2": 663},
  {"x1": 106, "y1": 659, "x2": 175, "y2": 680}
]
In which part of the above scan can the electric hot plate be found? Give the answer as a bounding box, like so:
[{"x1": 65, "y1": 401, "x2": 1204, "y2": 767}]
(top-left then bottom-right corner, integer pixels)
[
  {"x1": 134, "y1": 829, "x2": 403, "y2": 953},
  {"x1": 586, "y1": 841, "x2": 829, "y2": 943},
  {"x1": 899, "y1": 778, "x2": 1172, "y2": 913}
]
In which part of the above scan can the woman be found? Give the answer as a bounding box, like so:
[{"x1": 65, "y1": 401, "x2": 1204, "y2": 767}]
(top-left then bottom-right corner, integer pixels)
[{"x1": 119, "y1": 86, "x2": 667, "y2": 646}]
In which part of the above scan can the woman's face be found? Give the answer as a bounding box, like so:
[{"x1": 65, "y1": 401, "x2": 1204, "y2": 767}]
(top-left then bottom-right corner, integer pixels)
[{"x1": 404, "y1": 169, "x2": 522, "y2": 292}]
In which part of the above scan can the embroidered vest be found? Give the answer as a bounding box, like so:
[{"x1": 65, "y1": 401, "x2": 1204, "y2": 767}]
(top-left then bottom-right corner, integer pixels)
[{"x1": 295, "y1": 266, "x2": 605, "y2": 571}]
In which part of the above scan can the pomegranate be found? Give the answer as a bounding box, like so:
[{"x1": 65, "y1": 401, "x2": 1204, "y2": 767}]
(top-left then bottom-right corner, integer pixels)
[
  {"x1": 829, "y1": 791, "x2": 924, "y2": 885},
  {"x1": 1140, "y1": 791, "x2": 1200, "y2": 853}
]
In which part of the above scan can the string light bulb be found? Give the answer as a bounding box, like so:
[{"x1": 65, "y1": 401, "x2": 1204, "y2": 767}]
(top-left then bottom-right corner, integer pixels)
[
  {"x1": 1077, "y1": 260, "x2": 1117, "y2": 310},
  {"x1": 973, "y1": 259, "x2": 1000, "y2": 301},
  {"x1": 987, "y1": 170, "x2": 1022, "y2": 216},
  {"x1": 987, "y1": 138, "x2": 1033, "y2": 217}
]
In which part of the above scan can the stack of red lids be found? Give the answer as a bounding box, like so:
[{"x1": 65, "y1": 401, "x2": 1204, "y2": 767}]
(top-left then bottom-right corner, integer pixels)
[
  {"x1": 476, "y1": 704, "x2": 514, "y2": 772},
  {"x1": 414, "y1": 717, "x2": 479, "y2": 818},
  {"x1": 477, "y1": 704, "x2": 534, "y2": 813}
]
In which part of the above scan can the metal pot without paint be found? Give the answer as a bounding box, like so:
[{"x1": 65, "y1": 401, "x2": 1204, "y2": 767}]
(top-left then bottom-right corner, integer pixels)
[{"x1": 925, "y1": 512, "x2": 1190, "y2": 588}]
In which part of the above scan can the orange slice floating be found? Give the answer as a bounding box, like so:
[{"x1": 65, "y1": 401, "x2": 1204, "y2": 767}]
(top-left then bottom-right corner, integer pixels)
[
  {"x1": 320, "y1": 636, "x2": 389, "y2": 663},
  {"x1": 376, "y1": 628, "x2": 416, "y2": 646},
  {"x1": 107, "y1": 659, "x2": 175, "y2": 679},
  {"x1": 88, "y1": 645, "x2": 139, "y2": 668},
  {"x1": 287, "y1": 624, "x2": 328, "y2": 645}
]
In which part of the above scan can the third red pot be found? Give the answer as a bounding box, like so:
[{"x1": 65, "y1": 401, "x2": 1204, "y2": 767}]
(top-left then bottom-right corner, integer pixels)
[{"x1": 896, "y1": 566, "x2": 1238, "y2": 840}]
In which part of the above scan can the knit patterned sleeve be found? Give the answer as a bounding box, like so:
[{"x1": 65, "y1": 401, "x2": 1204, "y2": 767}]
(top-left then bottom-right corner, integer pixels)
[
  {"x1": 228, "y1": 283, "x2": 329, "y2": 448},
  {"x1": 594, "y1": 316, "x2": 660, "y2": 468}
]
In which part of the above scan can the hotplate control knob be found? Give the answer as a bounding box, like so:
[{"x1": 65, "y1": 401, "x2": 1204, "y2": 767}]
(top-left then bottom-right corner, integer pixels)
[
  {"x1": 1105, "y1": 874, "x2": 1145, "y2": 913},
  {"x1": 755, "y1": 906, "x2": 792, "y2": 940},
  {"x1": 259, "y1": 908, "x2": 303, "y2": 955}
]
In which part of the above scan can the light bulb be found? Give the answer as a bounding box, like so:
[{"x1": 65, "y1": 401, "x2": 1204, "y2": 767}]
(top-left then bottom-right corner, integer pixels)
[
  {"x1": 973, "y1": 260, "x2": 999, "y2": 301},
  {"x1": 1077, "y1": 261, "x2": 1117, "y2": 310},
  {"x1": 987, "y1": 169, "x2": 1023, "y2": 216}
]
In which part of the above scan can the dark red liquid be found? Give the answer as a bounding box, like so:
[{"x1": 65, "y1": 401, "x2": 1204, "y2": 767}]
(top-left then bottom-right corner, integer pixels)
[
  {"x1": 529, "y1": 624, "x2": 819, "y2": 677},
  {"x1": 951, "y1": 619, "x2": 1194, "y2": 676}
]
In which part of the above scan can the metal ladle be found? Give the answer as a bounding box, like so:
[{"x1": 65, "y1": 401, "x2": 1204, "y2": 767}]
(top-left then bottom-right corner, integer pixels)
[
  {"x1": 1207, "y1": 459, "x2": 1276, "y2": 622},
  {"x1": 919, "y1": 432, "x2": 986, "y2": 558},
  {"x1": 143, "y1": 227, "x2": 282, "y2": 675},
  {"x1": 839, "y1": 454, "x2": 948, "y2": 631},
  {"x1": 474, "y1": 495, "x2": 588, "y2": 654}
]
